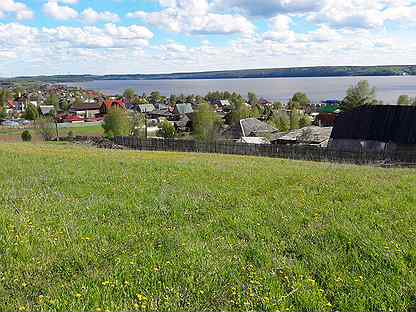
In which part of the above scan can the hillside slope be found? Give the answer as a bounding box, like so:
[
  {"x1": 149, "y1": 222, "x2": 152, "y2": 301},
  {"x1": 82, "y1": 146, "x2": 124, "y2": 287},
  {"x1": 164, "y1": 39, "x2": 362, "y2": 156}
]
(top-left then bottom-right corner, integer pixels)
[{"x1": 0, "y1": 143, "x2": 415, "y2": 311}]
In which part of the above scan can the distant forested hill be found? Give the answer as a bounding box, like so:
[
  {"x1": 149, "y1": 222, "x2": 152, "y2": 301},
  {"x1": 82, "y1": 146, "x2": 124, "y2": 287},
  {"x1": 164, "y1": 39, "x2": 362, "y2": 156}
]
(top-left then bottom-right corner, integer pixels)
[{"x1": 5, "y1": 65, "x2": 416, "y2": 83}]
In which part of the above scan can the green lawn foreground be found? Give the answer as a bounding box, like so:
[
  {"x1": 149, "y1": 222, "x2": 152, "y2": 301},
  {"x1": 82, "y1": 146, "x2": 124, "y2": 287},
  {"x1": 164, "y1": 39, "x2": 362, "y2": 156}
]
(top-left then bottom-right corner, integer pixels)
[{"x1": 0, "y1": 143, "x2": 415, "y2": 312}]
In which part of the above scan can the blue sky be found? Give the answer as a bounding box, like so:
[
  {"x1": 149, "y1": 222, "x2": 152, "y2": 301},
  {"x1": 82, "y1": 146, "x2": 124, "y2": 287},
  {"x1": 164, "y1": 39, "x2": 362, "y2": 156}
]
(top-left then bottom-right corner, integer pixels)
[{"x1": 0, "y1": 0, "x2": 416, "y2": 77}]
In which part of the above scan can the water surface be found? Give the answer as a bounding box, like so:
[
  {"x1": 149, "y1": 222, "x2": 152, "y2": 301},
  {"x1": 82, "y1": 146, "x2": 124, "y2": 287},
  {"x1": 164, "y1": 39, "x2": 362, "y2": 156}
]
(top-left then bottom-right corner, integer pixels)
[{"x1": 66, "y1": 76, "x2": 416, "y2": 104}]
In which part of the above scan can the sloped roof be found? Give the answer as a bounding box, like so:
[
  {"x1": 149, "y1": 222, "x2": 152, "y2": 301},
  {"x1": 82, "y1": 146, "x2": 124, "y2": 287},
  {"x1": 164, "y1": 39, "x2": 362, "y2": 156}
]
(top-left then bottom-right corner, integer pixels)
[
  {"x1": 103, "y1": 99, "x2": 125, "y2": 110},
  {"x1": 175, "y1": 103, "x2": 193, "y2": 114},
  {"x1": 138, "y1": 104, "x2": 155, "y2": 113},
  {"x1": 70, "y1": 102, "x2": 101, "y2": 111},
  {"x1": 39, "y1": 105, "x2": 55, "y2": 115},
  {"x1": 174, "y1": 115, "x2": 191, "y2": 128},
  {"x1": 320, "y1": 105, "x2": 340, "y2": 114},
  {"x1": 275, "y1": 126, "x2": 333, "y2": 144},
  {"x1": 331, "y1": 105, "x2": 416, "y2": 144},
  {"x1": 240, "y1": 118, "x2": 278, "y2": 137}
]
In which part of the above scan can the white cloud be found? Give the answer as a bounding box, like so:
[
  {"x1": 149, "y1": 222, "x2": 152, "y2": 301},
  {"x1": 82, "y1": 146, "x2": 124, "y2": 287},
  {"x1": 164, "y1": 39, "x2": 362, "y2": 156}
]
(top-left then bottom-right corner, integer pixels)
[
  {"x1": 127, "y1": 0, "x2": 255, "y2": 35},
  {"x1": 43, "y1": 0, "x2": 78, "y2": 21},
  {"x1": 59, "y1": 0, "x2": 79, "y2": 3},
  {"x1": 41, "y1": 23, "x2": 153, "y2": 49},
  {"x1": 0, "y1": 0, "x2": 34, "y2": 20},
  {"x1": 263, "y1": 15, "x2": 296, "y2": 42},
  {"x1": 309, "y1": 0, "x2": 416, "y2": 29},
  {"x1": 81, "y1": 8, "x2": 120, "y2": 24}
]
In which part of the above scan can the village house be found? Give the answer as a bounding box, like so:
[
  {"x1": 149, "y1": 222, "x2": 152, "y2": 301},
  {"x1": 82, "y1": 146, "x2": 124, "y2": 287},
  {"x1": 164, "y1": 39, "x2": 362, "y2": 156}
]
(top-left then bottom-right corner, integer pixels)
[
  {"x1": 257, "y1": 98, "x2": 273, "y2": 107},
  {"x1": 154, "y1": 103, "x2": 169, "y2": 111},
  {"x1": 137, "y1": 104, "x2": 156, "y2": 114},
  {"x1": 100, "y1": 99, "x2": 125, "y2": 114},
  {"x1": 39, "y1": 105, "x2": 55, "y2": 116},
  {"x1": 316, "y1": 101, "x2": 341, "y2": 127},
  {"x1": 69, "y1": 102, "x2": 101, "y2": 118},
  {"x1": 223, "y1": 117, "x2": 280, "y2": 143},
  {"x1": 271, "y1": 126, "x2": 333, "y2": 147},
  {"x1": 329, "y1": 105, "x2": 416, "y2": 152},
  {"x1": 173, "y1": 103, "x2": 194, "y2": 115},
  {"x1": 212, "y1": 100, "x2": 232, "y2": 112}
]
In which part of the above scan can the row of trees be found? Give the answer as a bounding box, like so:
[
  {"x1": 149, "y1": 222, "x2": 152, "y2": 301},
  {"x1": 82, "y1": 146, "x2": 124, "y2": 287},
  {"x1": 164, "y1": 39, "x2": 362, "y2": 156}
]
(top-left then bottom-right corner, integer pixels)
[
  {"x1": 123, "y1": 88, "x2": 207, "y2": 106},
  {"x1": 269, "y1": 111, "x2": 312, "y2": 132},
  {"x1": 339, "y1": 80, "x2": 416, "y2": 111}
]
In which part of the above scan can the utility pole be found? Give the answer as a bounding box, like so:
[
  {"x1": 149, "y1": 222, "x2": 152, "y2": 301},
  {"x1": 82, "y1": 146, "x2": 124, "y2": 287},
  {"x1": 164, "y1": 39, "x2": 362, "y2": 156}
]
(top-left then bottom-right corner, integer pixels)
[
  {"x1": 144, "y1": 114, "x2": 148, "y2": 139},
  {"x1": 54, "y1": 115, "x2": 59, "y2": 141}
]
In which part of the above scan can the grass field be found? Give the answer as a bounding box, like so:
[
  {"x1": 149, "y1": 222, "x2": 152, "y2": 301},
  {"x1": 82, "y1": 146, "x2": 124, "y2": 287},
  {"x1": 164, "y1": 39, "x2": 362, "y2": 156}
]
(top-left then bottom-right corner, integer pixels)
[
  {"x1": 0, "y1": 124, "x2": 104, "y2": 142},
  {"x1": 0, "y1": 143, "x2": 415, "y2": 311}
]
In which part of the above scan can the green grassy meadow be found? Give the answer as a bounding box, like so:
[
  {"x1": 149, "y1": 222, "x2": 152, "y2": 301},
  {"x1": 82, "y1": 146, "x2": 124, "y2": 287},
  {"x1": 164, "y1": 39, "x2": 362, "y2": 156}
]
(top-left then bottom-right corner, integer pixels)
[{"x1": 0, "y1": 143, "x2": 415, "y2": 311}]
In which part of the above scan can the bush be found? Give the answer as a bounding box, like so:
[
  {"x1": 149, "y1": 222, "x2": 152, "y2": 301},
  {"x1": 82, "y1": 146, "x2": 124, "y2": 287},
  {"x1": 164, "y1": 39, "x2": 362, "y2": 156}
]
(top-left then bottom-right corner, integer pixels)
[
  {"x1": 67, "y1": 130, "x2": 74, "y2": 140},
  {"x1": 157, "y1": 120, "x2": 176, "y2": 138},
  {"x1": 102, "y1": 108, "x2": 131, "y2": 138},
  {"x1": 21, "y1": 130, "x2": 32, "y2": 142}
]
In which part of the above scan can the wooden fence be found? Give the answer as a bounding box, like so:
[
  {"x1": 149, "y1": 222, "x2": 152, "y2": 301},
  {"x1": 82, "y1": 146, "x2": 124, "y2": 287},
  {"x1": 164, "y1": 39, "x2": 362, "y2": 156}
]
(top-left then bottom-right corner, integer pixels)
[{"x1": 112, "y1": 136, "x2": 416, "y2": 165}]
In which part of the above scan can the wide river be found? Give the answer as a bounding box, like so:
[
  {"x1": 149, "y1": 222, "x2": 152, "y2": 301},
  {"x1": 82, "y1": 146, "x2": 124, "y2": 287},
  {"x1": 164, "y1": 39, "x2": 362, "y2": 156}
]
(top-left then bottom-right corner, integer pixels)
[{"x1": 65, "y1": 76, "x2": 416, "y2": 104}]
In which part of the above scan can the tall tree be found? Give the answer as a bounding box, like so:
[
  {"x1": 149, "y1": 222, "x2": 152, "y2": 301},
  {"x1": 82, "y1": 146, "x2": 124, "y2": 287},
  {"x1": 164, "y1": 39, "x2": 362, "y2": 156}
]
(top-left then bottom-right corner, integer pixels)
[
  {"x1": 0, "y1": 89, "x2": 8, "y2": 119},
  {"x1": 46, "y1": 94, "x2": 59, "y2": 110},
  {"x1": 102, "y1": 107, "x2": 131, "y2": 138},
  {"x1": 23, "y1": 103, "x2": 40, "y2": 120},
  {"x1": 123, "y1": 88, "x2": 137, "y2": 103},
  {"x1": 149, "y1": 91, "x2": 161, "y2": 105},
  {"x1": 169, "y1": 94, "x2": 178, "y2": 105},
  {"x1": 194, "y1": 102, "x2": 222, "y2": 142},
  {"x1": 290, "y1": 111, "x2": 301, "y2": 130},
  {"x1": 231, "y1": 98, "x2": 251, "y2": 126},
  {"x1": 248, "y1": 92, "x2": 258, "y2": 106},
  {"x1": 269, "y1": 110, "x2": 289, "y2": 132},
  {"x1": 288, "y1": 92, "x2": 310, "y2": 109},
  {"x1": 340, "y1": 80, "x2": 378, "y2": 112},
  {"x1": 130, "y1": 111, "x2": 146, "y2": 138}
]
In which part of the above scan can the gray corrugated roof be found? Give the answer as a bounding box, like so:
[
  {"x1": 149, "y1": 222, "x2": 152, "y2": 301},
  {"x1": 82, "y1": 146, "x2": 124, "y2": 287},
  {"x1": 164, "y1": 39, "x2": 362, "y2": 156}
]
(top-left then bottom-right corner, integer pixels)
[
  {"x1": 138, "y1": 104, "x2": 155, "y2": 113},
  {"x1": 275, "y1": 126, "x2": 333, "y2": 144},
  {"x1": 240, "y1": 118, "x2": 278, "y2": 137},
  {"x1": 175, "y1": 103, "x2": 193, "y2": 114}
]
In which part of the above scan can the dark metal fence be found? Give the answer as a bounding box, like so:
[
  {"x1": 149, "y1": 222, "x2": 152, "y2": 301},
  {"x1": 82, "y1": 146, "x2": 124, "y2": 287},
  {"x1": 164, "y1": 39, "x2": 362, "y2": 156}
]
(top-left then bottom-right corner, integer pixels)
[{"x1": 111, "y1": 136, "x2": 416, "y2": 165}]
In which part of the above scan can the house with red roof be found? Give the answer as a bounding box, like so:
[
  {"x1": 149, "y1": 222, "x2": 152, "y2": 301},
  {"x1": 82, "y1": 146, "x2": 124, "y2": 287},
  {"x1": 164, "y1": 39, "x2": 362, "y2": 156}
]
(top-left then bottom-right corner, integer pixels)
[{"x1": 100, "y1": 99, "x2": 125, "y2": 114}]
